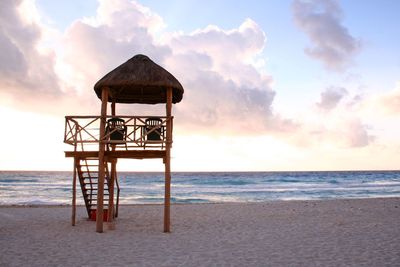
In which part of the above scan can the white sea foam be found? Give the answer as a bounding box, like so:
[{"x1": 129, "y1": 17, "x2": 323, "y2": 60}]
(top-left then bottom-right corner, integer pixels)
[
  {"x1": 1, "y1": 171, "x2": 400, "y2": 205},
  {"x1": 364, "y1": 180, "x2": 400, "y2": 186}
]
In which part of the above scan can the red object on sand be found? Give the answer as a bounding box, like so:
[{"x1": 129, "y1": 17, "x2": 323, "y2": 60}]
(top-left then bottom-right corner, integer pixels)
[{"x1": 89, "y1": 209, "x2": 108, "y2": 221}]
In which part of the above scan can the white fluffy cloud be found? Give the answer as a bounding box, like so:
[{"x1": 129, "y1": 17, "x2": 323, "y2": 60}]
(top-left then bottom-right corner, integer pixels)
[
  {"x1": 163, "y1": 19, "x2": 280, "y2": 133},
  {"x1": 58, "y1": 0, "x2": 170, "y2": 109},
  {"x1": 0, "y1": 0, "x2": 378, "y2": 149},
  {"x1": 0, "y1": 0, "x2": 90, "y2": 114},
  {"x1": 55, "y1": 0, "x2": 285, "y2": 134},
  {"x1": 292, "y1": 0, "x2": 361, "y2": 71},
  {"x1": 0, "y1": 0, "x2": 59, "y2": 97}
]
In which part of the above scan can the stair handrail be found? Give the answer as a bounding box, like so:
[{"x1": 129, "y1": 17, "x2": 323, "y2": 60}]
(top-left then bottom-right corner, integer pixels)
[{"x1": 115, "y1": 175, "x2": 120, "y2": 218}]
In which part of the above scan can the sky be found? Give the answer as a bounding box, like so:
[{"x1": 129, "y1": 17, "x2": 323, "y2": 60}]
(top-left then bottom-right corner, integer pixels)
[{"x1": 0, "y1": 0, "x2": 400, "y2": 171}]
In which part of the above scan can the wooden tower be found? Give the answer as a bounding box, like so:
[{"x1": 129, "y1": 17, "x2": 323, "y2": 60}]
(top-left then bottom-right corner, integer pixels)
[{"x1": 64, "y1": 54, "x2": 184, "y2": 233}]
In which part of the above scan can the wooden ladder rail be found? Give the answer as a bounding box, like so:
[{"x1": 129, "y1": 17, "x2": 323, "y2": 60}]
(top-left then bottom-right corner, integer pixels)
[
  {"x1": 91, "y1": 160, "x2": 110, "y2": 217},
  {"x1": 83, "y1": 159, "x2": 98, "y2": 216},
  {"x1": 80, "y1": 159, "x2": 100, "y2": 217},
  {"x1": 79, "y1": 159, "x2": 111, "y2": 219},
  {"x1": 115, "y1": 174, "x2": 120, "y2": 218},
  {"x1": 76, "y1": 160, "x2": 92, "y2": 217}
]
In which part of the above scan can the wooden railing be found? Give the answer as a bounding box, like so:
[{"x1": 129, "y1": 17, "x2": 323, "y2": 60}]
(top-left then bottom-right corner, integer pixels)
[{"x1": 64, "y1": 115, "x2": 172, "y2": 151}]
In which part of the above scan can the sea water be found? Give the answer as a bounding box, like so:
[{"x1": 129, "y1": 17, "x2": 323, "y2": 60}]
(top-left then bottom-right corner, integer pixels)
[{"x1": 0, "y1": 171, "x2": 400, "y2": 205}]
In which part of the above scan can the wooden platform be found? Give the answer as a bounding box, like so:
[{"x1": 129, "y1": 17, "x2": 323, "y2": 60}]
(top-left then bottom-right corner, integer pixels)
[{"x1": 65, "y1": 150, "x2": 166, "y2": 160}]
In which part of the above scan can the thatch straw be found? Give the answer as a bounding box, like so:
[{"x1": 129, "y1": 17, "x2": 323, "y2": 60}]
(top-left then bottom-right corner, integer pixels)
[{"x1": 94, "y1": 54, "x2": 184, "y2": 104}]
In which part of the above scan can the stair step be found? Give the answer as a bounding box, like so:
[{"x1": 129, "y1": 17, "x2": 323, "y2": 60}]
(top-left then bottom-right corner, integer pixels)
[
  {"x1": 83, "y1": 183, "x2": 109, "y2": 185},
  {"x1": 86, "y1": 187, "x2": 110, "y2": 189},
  {"x1": 83, "y1": 181, "x2": 109, "y2": 184},
  {"x1": 84, "y1": 193, "x2": 111, "y2": 195},
  {"x1": 77, "y1": 159, "x2": 114, "y2": 219},
  {"x1": 82, "y1": 181, "x2": 100, "y2": 183}
]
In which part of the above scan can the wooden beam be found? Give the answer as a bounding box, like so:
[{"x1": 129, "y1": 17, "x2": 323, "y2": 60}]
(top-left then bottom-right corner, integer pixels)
[
  {"x1": 164, "y1": 87, "x2": 172, "y2": 233},
  {"x1": 65, "y1": 150, "x2": 166, "y2": 159},
  {"x1": 107, "y1": 150, "x2": 166, "y2": 159},
  {"x1": 65, "y1": 151, "x2": 99, "y2": 158},
  {"x1": 96, "y1": 87, "x2": 108, "y2": 233},
  {"x1": 71, "y1": 158, "x2": 77, "y2": 226}
]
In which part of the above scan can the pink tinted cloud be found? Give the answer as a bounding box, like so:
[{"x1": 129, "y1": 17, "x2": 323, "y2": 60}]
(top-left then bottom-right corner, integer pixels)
[
  {"x1": 60, "y1": 3, "x2": 290, "y2": 134},
  {"x1": 0, "y1": 0, "x2": 60, "y2": 98},
  {"x1": 1, "y1": 0, "x2": 373, "y2": 147},
  {"x1": 292, "y1": 0, "x2": 361, "y2": 71},
  {"x1": 316, "y1": 86, "x2": 348, "y2": 111}
]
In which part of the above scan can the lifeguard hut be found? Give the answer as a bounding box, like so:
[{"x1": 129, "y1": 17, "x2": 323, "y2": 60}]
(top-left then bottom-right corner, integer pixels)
[{"x1": 64, "y1": 54, "x2": 184, "y2": 233}]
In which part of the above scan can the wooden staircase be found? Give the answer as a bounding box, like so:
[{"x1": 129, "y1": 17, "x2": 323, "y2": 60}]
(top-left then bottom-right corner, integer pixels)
[{"x1": 76, "y1": 158, "x2": 116, "y2": 220}]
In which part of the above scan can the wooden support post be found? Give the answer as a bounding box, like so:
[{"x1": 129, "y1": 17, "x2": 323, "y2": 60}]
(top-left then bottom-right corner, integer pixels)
[
  {"x1": 108, "y1": 100, "x2": 116, "y2": 223},
  {"x1": 71, "y1": 158, "x2": 77, "y2": 226},
  {"x1": 108, "y1": 160, "x2": 116, "y2": 223},
  {"x1": 164, "y1": 87, "x2": 172, "y2": 233},
  {"x1": 96, "y1": 87, "x2": 108, "y2": 233},
  {"x1": 111, "y1": 100, "x2": 116, "y2": 116}
]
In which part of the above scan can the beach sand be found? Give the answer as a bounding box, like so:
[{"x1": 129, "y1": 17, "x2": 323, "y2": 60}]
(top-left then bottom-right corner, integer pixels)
[{"x1": 1, "y1": 198, "x2": 399, "y2": 266}]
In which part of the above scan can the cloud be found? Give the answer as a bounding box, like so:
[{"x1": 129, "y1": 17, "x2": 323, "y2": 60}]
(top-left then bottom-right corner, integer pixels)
[
  {"x1": 0, "y1": 0, "x2": 373, "y2": 149},
  {"x1": 163, "y1": 20, "x2": 282, "y2": 134},
  {"x1": 58, "y1": 0, "x2": 170, "y2": 103},
  {"x1": 316, "y1": 86, "x2": 347, "y2": 111},
  {"x1": 0, "y1": 0, "x2": 287, "y2": 134},
  {"x1": 343, "y1": 119, "x2": 372, "y2": 147},
  {"x1": 294, "y1": 116, "x2": 373, "y2": 148},
  {"x1": 0, "y1": 0, "x2": 88, "y2": 114},
  {"x1": 286, "y1": 86, "x2": 373, "y2": 148},
  {"x1": 292, "y1": 0, "x2": 361, "y2": 71},
  {"x1": 167, "y1": 19, "x2": 268, "y2": 88},
  {"x1": 358, "y1": 81, "x2": 400, "y2": 118},
  {"x1": 375, "y1": 82, "x2": 400, "y2": 115},
  {"x1": 57, "y1": 1, "x2": 290, "y2": 135},
  {"x1": 0, "y1": 0, "x2": 59, "y2": 97}
]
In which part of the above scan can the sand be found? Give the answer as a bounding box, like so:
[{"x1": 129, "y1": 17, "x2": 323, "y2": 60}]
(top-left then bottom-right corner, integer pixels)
[{"x1": 1, "y1": 198, "x2": 399, "y2": 266}]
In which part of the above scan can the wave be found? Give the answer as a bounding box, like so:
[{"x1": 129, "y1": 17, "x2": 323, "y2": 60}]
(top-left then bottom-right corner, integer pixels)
[
  {"x1": 363, "y1": 180, "x2": 400, "y2": 186},
  {"x1": 1, "y1": 171, "x2": 400, "y2": 205}
]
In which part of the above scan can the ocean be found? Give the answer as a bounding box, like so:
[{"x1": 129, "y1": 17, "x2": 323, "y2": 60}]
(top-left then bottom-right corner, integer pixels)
[{"x1": 0, "y1": 171, "x2": 400, "y2": 205}]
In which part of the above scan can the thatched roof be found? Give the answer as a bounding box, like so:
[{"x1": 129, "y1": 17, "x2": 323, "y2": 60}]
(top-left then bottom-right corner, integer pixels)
[{"x1": 94, "y1": 54, "x2": 184, "y2": 104}]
